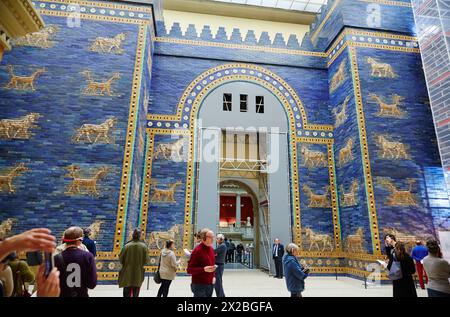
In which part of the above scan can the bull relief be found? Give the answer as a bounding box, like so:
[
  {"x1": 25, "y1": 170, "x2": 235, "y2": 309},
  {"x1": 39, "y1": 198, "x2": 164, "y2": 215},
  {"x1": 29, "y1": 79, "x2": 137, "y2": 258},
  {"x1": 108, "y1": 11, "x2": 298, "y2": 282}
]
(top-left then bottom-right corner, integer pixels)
[
  {"x1": 338, "y1": 138, "x2": 354, "y2": 167},
  {"x1": 302, "y1": 185, "x2": 331, "y2": 208},
  {"x1": 300, "y1": 145, "x2": 327, "y2": 168},
  {"x1": 333, "y1": 96, "x2": 350, "y2": 128},
  {"x1": 89, "y1": 32, "x2": 127, "y2": 54},
  {"x1": 65, "y1": 165, "x2": 110, "y2": 197},
  {"x1": 379, "y1": 178, "x2": 418, "y2": 206},
  {"x1": 4, "y1": 65, "x2": 46, "y2": 91},
  {"x1": 345, "y1": 228, "x2": 365, "y2": 253},
  {"x1": 304, "y1": 227, "x2": 333, "y2": 252},
  {"x1": 383, "y1": 227, "x2": 428, "y2": 252},
  {"x1": 81, "y1": 70, "x2": 121, "y2": 96},
  {"x1": 340, "y1": 180, "x2": 359, "y2": 207},
  {"x1": 369, "y1": 94, "x2": 406, "y2": 118},
  {"x1": 367, "y1": 57, "x2": 398, "y2": 78},
  {"x1": 150, "y1": 180, "x2": 182, "y2": 203},
  {"x1": 154, "y1": 138, "x2": 185, "y2": 161},
  {"x1": 0, "y1": 163, "x2": 28, "y2": 193},
  {"x1": 12, "y1": 25, "x2": 59, "y2": 48},
  {"x1": 147, "y1": 224, "x2": 181, "y2": 249},
  {"x1": 72, "y1": 117, "x2": 117, "y2": 144},
  {"x1": 375, "y1": 135, "x2": 409, "y2": 160},
  {"x1": 88, "y1": 220, "x2": 104, "y2": 240},
  {"x1": 330, "y1": 58, "x2": 347, "y2": 93},
  {"x1": 0, "y1": 113, "x2": 41, "y2": 140}
]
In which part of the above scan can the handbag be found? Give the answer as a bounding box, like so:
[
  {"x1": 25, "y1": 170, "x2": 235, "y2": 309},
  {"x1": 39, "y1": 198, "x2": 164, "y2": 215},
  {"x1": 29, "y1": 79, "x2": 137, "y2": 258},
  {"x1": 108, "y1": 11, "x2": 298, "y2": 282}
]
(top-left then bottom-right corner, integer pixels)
[
  {"x1": 153, "y1": 255, "x2": 162, "y2": 284},
  {"x1": 387, "y1": 254, "x2": 403, "y2": 281}
]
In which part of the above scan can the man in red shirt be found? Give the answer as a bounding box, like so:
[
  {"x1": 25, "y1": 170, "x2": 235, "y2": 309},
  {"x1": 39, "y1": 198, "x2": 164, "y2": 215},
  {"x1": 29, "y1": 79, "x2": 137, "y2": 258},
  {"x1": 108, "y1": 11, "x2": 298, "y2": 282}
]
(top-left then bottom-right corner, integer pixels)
[{"x1": 187, "y1": 228, "x2": 216, "y2": 297}]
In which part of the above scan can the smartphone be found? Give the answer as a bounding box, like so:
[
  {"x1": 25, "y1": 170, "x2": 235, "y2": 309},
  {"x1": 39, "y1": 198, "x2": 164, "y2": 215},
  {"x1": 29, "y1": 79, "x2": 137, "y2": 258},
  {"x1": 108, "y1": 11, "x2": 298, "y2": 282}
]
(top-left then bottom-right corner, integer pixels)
[{"x1": 44, "y1": 252, "x2": 54, "y2": 278}]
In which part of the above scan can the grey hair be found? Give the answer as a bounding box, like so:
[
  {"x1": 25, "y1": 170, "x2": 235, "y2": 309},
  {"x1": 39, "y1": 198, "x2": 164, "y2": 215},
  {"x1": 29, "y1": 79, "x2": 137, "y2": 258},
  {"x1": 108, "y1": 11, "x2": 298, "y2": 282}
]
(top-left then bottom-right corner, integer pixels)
[
  {"x1": 217, "y1": 233, "x2": 225, "y2": 241},
  {"x1": 286, "y1": 243, "x2": 299, "y2": 254}
]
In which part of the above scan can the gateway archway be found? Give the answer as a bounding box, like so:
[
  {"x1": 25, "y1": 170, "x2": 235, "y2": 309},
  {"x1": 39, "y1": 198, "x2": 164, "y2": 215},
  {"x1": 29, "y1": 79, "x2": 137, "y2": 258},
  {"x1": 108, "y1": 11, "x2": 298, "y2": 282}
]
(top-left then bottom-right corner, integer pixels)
[{"x1": 194, "y1": 80, "x2": 292, "y2": 273}]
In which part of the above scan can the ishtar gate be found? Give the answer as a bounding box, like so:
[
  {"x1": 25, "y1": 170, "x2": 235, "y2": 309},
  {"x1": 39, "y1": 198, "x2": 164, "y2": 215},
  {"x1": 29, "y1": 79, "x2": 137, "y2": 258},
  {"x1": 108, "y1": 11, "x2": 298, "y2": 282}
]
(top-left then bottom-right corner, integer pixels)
[{"x1": 1, "y1": 0, "x2": 450, "y2": 284}]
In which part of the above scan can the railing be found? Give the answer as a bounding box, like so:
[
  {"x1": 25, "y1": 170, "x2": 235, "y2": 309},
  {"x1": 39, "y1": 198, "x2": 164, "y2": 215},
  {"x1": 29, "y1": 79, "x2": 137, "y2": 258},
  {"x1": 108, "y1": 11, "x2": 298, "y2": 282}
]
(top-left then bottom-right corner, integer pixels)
[{"x1": 218, "y1": 225, "x2": 254, "y2": 239}]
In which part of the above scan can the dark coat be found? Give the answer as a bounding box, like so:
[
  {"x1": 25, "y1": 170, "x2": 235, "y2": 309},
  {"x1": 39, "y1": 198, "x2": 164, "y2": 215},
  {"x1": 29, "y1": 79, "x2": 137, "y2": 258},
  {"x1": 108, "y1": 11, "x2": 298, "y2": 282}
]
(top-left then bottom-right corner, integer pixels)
[
  {"x1": 283, "y1": 254, "x2": 308, "y2": 293},
  {"x1": 272, "y1": 243, "x2": 284, "y2": 259},
  {"x1": 387, "y1": 253, "x2": 417, "y2": 297}
]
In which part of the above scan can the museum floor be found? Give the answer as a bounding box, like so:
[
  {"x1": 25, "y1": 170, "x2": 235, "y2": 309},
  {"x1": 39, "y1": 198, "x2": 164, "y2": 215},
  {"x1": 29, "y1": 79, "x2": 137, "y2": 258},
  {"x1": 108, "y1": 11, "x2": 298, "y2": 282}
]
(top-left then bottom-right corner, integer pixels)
[{"x1": 90, "y1": 270, "x2": 428, "y2": 297}]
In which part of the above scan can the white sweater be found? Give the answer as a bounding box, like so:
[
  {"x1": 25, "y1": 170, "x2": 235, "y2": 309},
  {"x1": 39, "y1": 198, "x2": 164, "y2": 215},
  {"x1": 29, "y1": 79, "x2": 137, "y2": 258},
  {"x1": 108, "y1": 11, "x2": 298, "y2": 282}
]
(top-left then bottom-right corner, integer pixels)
[{"x1": 423, "y1": 255, "x2": 450, "y2": 294}]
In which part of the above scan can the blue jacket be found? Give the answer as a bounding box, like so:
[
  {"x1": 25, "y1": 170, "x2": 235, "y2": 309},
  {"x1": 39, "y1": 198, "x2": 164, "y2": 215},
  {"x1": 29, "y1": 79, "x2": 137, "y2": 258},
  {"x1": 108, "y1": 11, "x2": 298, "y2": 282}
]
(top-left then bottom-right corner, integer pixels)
[
  {"x1": 283, "y1": 254, "x2": 308, "y2": 293},
  {"x1": 411, "y1": 245, "x2": 428, "y2": 262},
  {"x1": 82, "y1": 237, "x2": 97, "y2": 257}
]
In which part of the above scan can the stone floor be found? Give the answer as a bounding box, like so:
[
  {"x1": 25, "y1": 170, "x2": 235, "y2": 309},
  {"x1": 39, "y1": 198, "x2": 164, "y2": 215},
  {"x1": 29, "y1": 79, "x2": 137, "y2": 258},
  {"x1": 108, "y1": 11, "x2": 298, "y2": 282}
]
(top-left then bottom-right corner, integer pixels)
[{"x1": 90, "y1": 269, "x2": 429, "y2": 297}]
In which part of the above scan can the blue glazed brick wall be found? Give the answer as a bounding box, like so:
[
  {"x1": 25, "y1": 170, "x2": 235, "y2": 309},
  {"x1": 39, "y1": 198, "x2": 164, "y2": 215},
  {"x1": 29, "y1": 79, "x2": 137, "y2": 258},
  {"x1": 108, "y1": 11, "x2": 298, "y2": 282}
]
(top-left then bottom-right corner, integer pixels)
[
  {"x1": 146, "y1": 133, "x2": 187, "y2": 248},
  {"x1": 297, "y1": 142, "x2": 334, "y2": 250},
  {"x1": 356, "y1": 47, "x2": 449, "y2": 244},
  {"x1": 0, "y1": 13, "x2": 143, "y2": 252},
  {"x1": 328, "y1": 50, "x2": 373, "y2": 254}
]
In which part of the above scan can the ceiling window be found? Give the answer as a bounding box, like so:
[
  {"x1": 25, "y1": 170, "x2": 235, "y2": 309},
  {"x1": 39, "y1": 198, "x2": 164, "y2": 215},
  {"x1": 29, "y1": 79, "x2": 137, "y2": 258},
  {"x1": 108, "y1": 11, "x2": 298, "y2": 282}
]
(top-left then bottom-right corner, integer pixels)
[
  {"x1": 210, "y1": 0, "x2": 327, "y2": 13},
  {"x1": 240, "y1": 94, "x2": 248, "y2": 112},
  {"x1": 256, "y1": 96, "x2": 264, "y2": 113}
]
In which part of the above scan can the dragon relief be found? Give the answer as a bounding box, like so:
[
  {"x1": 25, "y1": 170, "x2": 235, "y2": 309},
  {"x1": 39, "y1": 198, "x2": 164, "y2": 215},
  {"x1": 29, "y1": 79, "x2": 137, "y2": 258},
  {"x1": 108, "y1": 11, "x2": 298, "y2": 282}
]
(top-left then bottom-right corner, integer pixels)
[
  {"x1": 81, "y1": 70, "x2": 120, "y2": 96},
  {"x1": 4, "y1": 65, "x2": 46, "y2": 91},
  {"x1": 65, "y1": 165, "x2": 110, "y2": 197}
]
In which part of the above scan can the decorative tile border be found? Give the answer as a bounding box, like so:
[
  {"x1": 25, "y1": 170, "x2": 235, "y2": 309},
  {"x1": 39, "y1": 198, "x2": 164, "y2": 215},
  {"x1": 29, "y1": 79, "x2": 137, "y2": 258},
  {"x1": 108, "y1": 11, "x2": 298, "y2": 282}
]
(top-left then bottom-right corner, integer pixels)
[
  {"x1": 349, "y1": 46, "x2": 382, "y2": 256},
  {"x1": 34, "y1": 0, "x2": 152, "y2": 20}
]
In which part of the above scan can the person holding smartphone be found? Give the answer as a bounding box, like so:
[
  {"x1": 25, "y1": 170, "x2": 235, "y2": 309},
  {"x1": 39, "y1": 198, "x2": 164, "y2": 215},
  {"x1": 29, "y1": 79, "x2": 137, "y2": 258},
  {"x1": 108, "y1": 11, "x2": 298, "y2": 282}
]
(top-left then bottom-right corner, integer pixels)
[
  {"x1": 187, "y1": 228, "x2": 216, "y2": 297},
  {"x1": 54, "y1": 227, "x2": 97, "y2": 297}
]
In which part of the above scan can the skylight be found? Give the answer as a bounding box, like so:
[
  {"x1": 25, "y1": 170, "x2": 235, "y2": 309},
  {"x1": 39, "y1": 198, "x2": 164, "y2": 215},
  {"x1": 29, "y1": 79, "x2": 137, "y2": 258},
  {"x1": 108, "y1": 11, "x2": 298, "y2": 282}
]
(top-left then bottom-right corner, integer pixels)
[{"x1": 211, "y1": 0, "x2": 327, "y2": 13}]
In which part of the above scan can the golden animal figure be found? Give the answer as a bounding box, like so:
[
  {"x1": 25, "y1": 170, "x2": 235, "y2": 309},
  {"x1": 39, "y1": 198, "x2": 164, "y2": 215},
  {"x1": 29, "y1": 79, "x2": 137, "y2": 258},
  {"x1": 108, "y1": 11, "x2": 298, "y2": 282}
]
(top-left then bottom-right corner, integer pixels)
[
  {"x1": 338, "y1": 138, "x2": 354, "y2": 166},
  {"x1": 300, "y1": 145, "x2": 328, "y2": 168},
  {"x1": 154, "y1": 139, "x2": 185, "y2": 161},
  {"x1": 0, "y1": 113, "x2": 41, "y2": 139},
  {"x1": 304, "y1": 227, "x2": 334, "y2": 252},
  {"x1": 12, "y1": 25, "x2": 58, "y2": 48},
  {"x1": 379, "y1": 178, "x2": 417, "y2": 206},
  {"x1": 302, "y1": 185, "x2": 331, "y2": 208},
  {"x1": 73, "y1": 117, "x2": 117, "y2": 144},
  {"x1": 65, "y1": 166, "x2": 109, "y2": 197},
  {"x1": 88, "y1": 220, "x2": 104, "y2": 240},
  {"x1": 81, "y1": 71, "x2": 120, "y2": 96},
  {"x1": 382, "y1": 227, "x2": 425, "y2": 252},
  {"x1": 0, "y1": 163, "x2": 28, "y2": 193},
  {"x1": 151, "y1": 180, "x2": 182, "y2": 203},
  {"x1": 0, "y1": 218, "x2": 18, "y2": 239},
  {"x1": 376, "y1": 135, "x2": 409, "y2": 160},
  {"x1": 89, "y1": 32, "x2": 126, "y2": 54},
  {"x1": 369, "y1": 94, "x2": 405, "y2": 117},
  {"x1": 340, "y1": 180, "x2": 359, "y2": 207},
  {"x1": 330, "y1": 58, "x2": 347, "y2": 93},
  {"x1": 346, "y1": 228, "x2": 365, "y2": 253},
  {"x1": 5, "y1": 65, "x2": 46, "y2": 91},
  {"x1": 367, "y1": 57, "x2": 398, "y2": 78},
  {"x1": 333, "y1": 96, "x2": 350, "y2": 128},
  {"x1": 148, "y1": 224, "x2": 180, "y2": 249},
  {"x1": 300, "y1": 145, "x2": 327, "y2": 168}
]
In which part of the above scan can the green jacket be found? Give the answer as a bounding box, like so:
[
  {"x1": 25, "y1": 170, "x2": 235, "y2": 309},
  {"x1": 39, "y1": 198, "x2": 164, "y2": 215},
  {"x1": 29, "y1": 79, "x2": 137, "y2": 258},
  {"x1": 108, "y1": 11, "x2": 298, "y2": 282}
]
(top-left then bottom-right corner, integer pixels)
[
  {"x1": 8, "y1": 260, "x2": 34, "y2": 297},
  {"x1": 118, "y1": 240, "x2": 150, "y2": 288}
]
